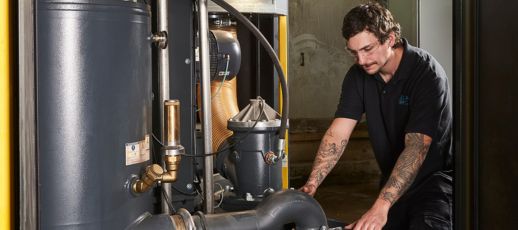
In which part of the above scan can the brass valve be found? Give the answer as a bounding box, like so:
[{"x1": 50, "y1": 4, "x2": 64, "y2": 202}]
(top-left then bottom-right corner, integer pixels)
[
  {"x1": 132, "y1": 100, "x2": 184, "y2": 194},
  {"x1": 132, "y1": 154, "x2": 182, "y2": 193},
  {"x1": 132, "y1": 164, "x2": 163, "y2": 193},
  {"x1": 161, "y1": 154, "x2": 181, "y2": 182}
]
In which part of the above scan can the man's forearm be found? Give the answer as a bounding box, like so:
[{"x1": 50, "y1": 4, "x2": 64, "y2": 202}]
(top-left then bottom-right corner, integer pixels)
[
  {"x1": 307, "y1": 130, "x2": 349, "y2": 186},
  {"x1": 378, "y1": 133, "x2": 431, "y2": 205}
]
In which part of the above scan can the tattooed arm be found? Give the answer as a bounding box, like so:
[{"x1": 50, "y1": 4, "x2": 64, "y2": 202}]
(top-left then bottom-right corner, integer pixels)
[
  {"x1": 300, "y1": 118, "x2": 357, "y2": 196},
  {"x1": 379, "y1": 133, "x2": 432, "y2": 205},
  {"x1": 346, "y1": 132, "x2": 432, "y2": 230}
]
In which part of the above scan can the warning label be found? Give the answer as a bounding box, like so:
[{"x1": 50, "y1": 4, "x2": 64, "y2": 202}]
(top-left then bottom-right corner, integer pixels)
[{"x1": 125, "y1": 135, "x2": 150, "y2": 166}]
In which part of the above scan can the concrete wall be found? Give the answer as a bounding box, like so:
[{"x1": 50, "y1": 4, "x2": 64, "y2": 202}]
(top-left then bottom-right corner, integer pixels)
[
  {"x1": 289, "y1": 121, "x2": 380, "y2": 186},
  {"x1": 388, "y1": 0, "x2": 418, "y2": 46},
  {"x1": 288, "y1": 0, "x2": 380, "y2": 186},
  {"x1": 286, "y1": 0, "x2": 454, "y2": 191},
  {"x1": 288, "y1": 0, "x2": 419, "y2": 120},
  {"x1": 288, "y1": 0, "x2": 364, "y2": 120}
]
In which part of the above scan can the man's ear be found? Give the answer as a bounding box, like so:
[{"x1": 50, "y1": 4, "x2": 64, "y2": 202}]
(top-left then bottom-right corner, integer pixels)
[{"x1": 388, "y1": 32, "x2": 395, "y2": 47}]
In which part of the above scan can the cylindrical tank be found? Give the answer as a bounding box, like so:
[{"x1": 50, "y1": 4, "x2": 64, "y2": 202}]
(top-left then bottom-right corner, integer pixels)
[{"x1": 37, "y1": 1, "x2": 153, "y2": 229}]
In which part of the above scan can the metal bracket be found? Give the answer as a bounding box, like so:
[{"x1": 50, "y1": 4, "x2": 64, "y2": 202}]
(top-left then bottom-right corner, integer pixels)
[{"x1": 152, "y1": 31, "x2": 168, "y2": 49}]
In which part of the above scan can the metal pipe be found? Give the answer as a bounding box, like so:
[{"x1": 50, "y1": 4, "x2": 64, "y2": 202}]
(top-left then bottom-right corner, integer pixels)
[
  {"x1": 126, "y1": 214, "x2": 178, "y2": 230},
  {"x1": 164, "y1": 100, "x2": 181, "y2": 147},
  {"x1": 198, "y1": 0, "x2": 214, "y2": 214},
  {"x1": 157, "y1": 0, "x2": 172, "y2": 214},
  {"x1": 129, "y1": 190, "x2": 327, "y2": 230},
  {"x1": 133, "y1": 100, "x2": 184, "y2": 195},
  {"x1": 190, "y1": 190, "x2": 328, "y2": 230},
  {"x1": 18, "y1": 0, "x2": 37, "y2": 228}
]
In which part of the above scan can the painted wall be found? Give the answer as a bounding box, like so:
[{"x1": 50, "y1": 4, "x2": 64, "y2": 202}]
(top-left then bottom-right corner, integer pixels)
[
  {"x1": 419, "y1": 0, "x2": 453, "y2": 91},
  {"x1": 391, "y1": 0, "x2": 452, "y2": 89}
]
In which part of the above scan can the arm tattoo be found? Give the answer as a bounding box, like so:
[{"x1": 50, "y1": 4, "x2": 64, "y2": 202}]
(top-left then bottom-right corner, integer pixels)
[
  {"x1": 379, "y1": 133, "x2": 431, "y2": 205},
  {"x1": 308, "y1": 131, "x2": 348, "y2": 186}
]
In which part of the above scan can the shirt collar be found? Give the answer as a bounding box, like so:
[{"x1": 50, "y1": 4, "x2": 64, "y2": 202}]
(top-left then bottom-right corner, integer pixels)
[
  {"x1": 391, "y1": 38, "x2": 414, "y2": 82},
  {"x1": 371, "y1": 38, "x2": 413, "y2": 84}
]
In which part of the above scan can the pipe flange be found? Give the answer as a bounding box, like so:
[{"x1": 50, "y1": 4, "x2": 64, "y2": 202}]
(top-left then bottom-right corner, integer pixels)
[
  {"x1": 163, "y1": 145, "x2": 185, "y2": 156},
  {"x1": 127, "y1": 174, "x2": 142, "y2": 197},
  {"x1": 177, "y1": 208, "x2": 195, "y2": 230},
  {"x1": 194, "y1": 211, "x2": 207, "y2": 230}
]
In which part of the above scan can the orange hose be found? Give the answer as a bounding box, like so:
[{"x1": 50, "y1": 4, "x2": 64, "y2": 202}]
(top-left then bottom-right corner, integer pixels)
[{"x1": 197, "y1": 78, "x2": 239, "y2": 152}]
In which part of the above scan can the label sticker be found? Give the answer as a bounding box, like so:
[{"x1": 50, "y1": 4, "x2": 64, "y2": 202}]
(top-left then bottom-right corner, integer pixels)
[{"x1": 125, "y1": 135, "x2": 150, "y2": 166}]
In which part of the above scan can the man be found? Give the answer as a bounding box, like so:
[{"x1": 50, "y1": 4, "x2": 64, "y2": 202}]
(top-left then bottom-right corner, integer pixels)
[{"x1": 300, "y1": 3, "x2": 453, "y2": 230}]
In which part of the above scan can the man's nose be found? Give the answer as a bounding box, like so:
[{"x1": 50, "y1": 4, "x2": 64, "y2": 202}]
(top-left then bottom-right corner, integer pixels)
[{"x1": 356, "y1": 53, "x2": 367, "y2": 65}]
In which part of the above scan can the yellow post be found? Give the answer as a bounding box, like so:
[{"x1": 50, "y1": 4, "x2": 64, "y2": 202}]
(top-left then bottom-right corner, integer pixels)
[
  {"x1": 0, "y1": 0, "x2": 12, "y2": 228},
  {"x1": 278, "y1": 15, "x2": 289, "y2": 189}
]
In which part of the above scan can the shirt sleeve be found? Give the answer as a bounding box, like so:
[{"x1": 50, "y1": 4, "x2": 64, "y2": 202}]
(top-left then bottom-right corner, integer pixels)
[
  {"x1": 405, "y1": 72, "x2": 449, "y2": 139},
  {"x1": 334, "y1": 67, "x2": 364, "y2": 120}
]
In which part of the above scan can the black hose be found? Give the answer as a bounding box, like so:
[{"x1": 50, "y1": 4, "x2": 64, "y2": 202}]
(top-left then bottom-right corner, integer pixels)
[
  {"x1": 193, "y1": 190, "x2": 327, "y2": 230},
  {"x1": 210, "y1": 0, "x2": 289, "y2": 140}
]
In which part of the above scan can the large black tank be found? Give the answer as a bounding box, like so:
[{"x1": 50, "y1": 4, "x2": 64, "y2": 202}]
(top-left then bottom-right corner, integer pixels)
[{"x1": 37, "y1": 1, "x2": 154, "y2": 229}]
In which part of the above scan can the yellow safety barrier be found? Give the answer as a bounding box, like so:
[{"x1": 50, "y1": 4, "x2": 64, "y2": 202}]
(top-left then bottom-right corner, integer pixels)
[
  {"x1": 0, "y1": 0, "x2": 13, "y2": 228},
  {"x1": 279, "y1": 15, "x2": 289, "y2": 190}
]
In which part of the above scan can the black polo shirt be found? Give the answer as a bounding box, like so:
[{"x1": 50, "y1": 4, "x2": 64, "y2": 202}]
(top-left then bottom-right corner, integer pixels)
[{"x1": 335, "y1": 39, "x2": 452, "y2": 190}]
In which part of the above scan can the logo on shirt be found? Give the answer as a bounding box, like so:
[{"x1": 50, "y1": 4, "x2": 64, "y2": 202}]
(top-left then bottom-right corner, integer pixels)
[{"x1": 399, "y1": 95, "x2": 409, "y2": 106}]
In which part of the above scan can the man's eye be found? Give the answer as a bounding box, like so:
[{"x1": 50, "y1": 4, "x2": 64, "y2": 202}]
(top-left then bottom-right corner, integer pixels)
[{"x1": 364, "y1": 46, "x2": 373, "y2": 51}]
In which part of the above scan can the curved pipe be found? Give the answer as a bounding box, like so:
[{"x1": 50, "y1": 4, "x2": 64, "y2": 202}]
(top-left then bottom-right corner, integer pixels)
[
  {"x1": 126, "y1": 214, "x2": 178, "y2": 230},
  {"x1": 210, "y1": 0, "x2": 289, "y2": 142},
  {"x1": 192, "y1": 190, "x2": 327, "y2": 230}
]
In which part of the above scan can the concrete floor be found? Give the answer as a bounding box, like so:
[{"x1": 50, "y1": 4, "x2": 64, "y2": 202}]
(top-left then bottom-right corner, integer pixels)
[{"x1": 313, "y1": 181, "x2": 379, "y2": 226}]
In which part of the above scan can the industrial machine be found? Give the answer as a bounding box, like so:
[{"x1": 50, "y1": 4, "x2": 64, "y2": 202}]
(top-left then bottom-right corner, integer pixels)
[{"x1": 3, "y1": 0, "x2": 330, "y2": 229}]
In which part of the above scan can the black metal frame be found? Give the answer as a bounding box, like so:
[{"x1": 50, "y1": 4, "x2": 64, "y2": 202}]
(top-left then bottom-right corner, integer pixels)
[
  {"x1": 236, "y1": 13, "x2": 279, "y2": 111},
  {"x1": 453, "y1": 0, "x2": 478, "y2": 229}
]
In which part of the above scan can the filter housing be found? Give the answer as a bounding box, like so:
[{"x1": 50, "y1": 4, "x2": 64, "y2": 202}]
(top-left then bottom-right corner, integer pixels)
[{"x1": 224, "y1": 97, "x2": 283, "y2": 199}]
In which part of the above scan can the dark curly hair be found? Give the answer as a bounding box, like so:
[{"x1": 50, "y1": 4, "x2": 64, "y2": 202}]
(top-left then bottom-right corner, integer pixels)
[{"x1": 342, "y1": 2, "x2": 402, "y2": 47}]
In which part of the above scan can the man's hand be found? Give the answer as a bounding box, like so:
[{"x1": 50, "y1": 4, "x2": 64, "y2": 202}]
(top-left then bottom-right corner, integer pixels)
[
  {"x1": 299, "y1": 182, "x2": 318, "y2": 196},
  {"x1": 345, "y1": 199, "x2": 390, "y2": 230}
]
